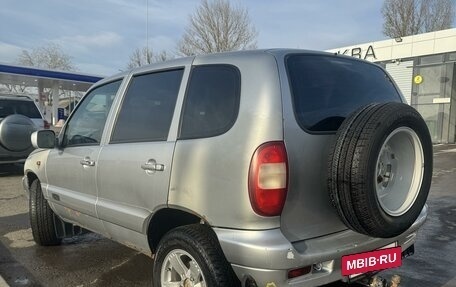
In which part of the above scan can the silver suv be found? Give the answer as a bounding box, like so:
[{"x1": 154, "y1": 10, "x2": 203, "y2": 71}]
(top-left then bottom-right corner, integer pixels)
[
  {"x1": 0, "y1": 95, "x2": 47, "y2": 164},
  {"x1": 23, "y1": 50, "x2": 432, "y2": 287}
]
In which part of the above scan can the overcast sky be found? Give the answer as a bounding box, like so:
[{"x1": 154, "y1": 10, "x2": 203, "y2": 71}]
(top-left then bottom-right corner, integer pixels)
[{"x1": 0, "y1": 0, "x2": 441, "y2": 76}]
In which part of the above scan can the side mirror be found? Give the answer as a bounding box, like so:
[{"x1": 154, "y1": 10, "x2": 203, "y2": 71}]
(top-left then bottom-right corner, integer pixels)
[{"x1": 31, "y1": 130, "x2": 56, "y2": 149}]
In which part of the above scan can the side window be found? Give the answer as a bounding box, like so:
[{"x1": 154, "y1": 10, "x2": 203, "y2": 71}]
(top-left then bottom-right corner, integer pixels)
[
  {"x1": 179, "y1": 65, "x2": 240, "y2": 139},
  {"x1": 63, "y1": 80, "x2": 121, "y2": 147},
  {"x1": 110, "y1": 69, "x2": 184, "y2": 143}
]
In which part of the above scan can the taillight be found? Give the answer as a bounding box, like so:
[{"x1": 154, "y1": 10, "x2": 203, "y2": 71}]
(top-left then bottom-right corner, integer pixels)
[
  {"x1": 288, "y1": 266, "x2": 312, "y2": 279},
  {"x1": 249, "y1": 141, "x2": 288, "y2": 216},
  {"x1": 44, "y1": 120, "x2": 50, "y2": 129}
]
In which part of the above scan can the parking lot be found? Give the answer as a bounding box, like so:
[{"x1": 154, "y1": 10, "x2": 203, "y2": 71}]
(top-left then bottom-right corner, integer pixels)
[{"x1": 0, "y1": 144, "x2": 455, "y2": 287}]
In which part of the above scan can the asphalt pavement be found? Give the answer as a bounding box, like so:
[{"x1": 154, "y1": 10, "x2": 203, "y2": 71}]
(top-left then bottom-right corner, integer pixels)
[{"x1": 0, "y1": 144, "x2": 455, "y2": 287}]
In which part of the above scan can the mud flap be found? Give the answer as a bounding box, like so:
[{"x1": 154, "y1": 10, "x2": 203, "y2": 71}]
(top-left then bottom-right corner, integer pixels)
[{"x1": 53, "y1": 215, "x2": 89, "y2": 238}]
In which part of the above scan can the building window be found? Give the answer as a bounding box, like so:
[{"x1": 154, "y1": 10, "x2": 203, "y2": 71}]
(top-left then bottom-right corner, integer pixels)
[
  {"x1": 420, "y1": 55, "x2": 443, "y2": 65},
  {"x1": 448, "y1": 53, "x2": 456, "y2": 62}
]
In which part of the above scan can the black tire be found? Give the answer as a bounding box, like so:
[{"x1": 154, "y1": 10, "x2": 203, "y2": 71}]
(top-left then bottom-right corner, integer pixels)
[
  {"x1": 0, "y1": 114, "x2": 36, "y2": 151},
  {"x1": 153, "y1": 224, "x2": 239, "y2": 287},
  {"x1": 328, "y1": 102, "x2": 433, "y2": 238},
  {"x1": 29, "y1": 179, "x2": 62, "y2": 246}
]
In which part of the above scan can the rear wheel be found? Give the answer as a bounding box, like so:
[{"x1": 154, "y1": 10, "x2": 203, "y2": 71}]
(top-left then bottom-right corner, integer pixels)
[
  {"x1": 29, "y1": 178, "x2": 62, "y2": 246},
  {"x1": 153, "y1": 224, "x2": 239, "y2": 287},
  {"x1": 328, "y1": 102, "x2": 433, "y2": 238}
]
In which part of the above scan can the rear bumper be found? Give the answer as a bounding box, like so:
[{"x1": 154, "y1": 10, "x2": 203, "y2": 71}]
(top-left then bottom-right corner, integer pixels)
[{"x1": 214, "y1": 205, "x2": 427, "y2": 287}]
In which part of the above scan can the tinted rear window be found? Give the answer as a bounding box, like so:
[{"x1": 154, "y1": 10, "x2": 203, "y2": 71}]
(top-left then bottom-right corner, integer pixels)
[
  {"x1": 0, "y1": 99, "x2": 41, "y2": 118},
  {"x1": 286, "y1": 55, "x2": 401, "y2": 132},
  {"x1": 179, "y1": 65, "x2": 240, "y2": 139}
]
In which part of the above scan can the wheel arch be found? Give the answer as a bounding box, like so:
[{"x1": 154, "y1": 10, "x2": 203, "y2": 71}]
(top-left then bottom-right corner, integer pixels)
[
  {"x1": 147, "y1": 207, "x2": 206, "y2": 254},
  {"x1": 25, "y1": 171, "x2": 39, "y2": 189}
]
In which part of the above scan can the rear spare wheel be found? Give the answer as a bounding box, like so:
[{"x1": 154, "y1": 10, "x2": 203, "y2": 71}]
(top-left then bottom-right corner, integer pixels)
[
  {"x1": 328, "y1": 102, "x2": 432, "y2": 238},
  {"x1": 0, "y1": 114, "x2": 37, "y2": 151}
]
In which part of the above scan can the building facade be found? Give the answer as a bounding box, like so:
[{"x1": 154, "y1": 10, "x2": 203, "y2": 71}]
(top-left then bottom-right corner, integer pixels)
[{"x1": 328, "y1": 28, "x2": 456, "y2": 143}]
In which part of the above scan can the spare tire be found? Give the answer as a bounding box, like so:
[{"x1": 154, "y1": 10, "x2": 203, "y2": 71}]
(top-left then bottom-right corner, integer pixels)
[
  {"x1": 328, "y1": 102, "x2": 432, "y2": 238},
  {"x1": 0, "y1": 114, "x2": 37, "y2": 152}
]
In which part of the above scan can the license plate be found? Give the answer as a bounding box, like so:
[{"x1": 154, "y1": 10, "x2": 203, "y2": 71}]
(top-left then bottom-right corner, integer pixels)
[{"x1": 342, "y1": 243, "x2": 402, "y2": 277}]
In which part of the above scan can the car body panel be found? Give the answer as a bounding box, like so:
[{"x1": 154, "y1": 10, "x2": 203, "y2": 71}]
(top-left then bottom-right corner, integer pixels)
[
  {"x1": 23, "y1": 148, "x2": 51, "y2": 195},
  {"x1": 268, "y1": 50, "x2": 408, "y2": 241},
  {"x1": 169, "y1": 51, "x2": 283, "y2": 229},
  {"x1": 95, "y1": 58, "x2": 193, "y2": 244},
  {"x1": 216, "y1": 205, "x2": 426, "y2": 286},
  {"x1": 96, "y1": 142, "x2": 175, "y2": 233},
  {"x1": 42, "y1": 76, "x2": 126, "y2": 234},
  {"x1": 45, "y1": 145, "x2": 104, "y2": 232},
  {"x1": 272, "y1": 51, "x2": 348, "y2": 240}
]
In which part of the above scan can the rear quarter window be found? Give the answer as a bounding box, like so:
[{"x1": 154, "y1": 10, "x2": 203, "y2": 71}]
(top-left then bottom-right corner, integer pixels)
[
  {"x1": 179, "y1": 65, "x2": 240, "y2": 139},
  {"x1": 286, "y1": 55, "x2": 401, "y2": 133}
]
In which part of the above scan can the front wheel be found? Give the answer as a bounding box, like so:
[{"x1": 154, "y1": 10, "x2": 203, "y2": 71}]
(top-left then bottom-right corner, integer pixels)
[
  {"x1": 153, "y1": 224, "x2": 239, "y2": 287},
  {"x1": 29, "y1": 178, "x2": 62, "y2": 246}
]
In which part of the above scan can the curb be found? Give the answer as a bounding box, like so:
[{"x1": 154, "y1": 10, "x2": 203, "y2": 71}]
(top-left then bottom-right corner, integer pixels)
[{"x1": 0, "y1": 275, "x2": 9, "y2": 287}]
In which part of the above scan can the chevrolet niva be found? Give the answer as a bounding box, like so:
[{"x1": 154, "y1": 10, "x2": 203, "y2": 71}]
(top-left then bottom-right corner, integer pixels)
[{"x1": 23, "y1": 50, "x2": 432, "y2": 287}]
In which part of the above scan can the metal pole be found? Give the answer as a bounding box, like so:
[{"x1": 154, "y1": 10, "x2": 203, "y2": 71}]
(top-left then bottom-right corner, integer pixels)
[
  {"x1": 51, "y1": 83, "x2": 59, "y2": 126},
  {"x1": 146, "y1": 0, "x2": 149, "y2": 51}
]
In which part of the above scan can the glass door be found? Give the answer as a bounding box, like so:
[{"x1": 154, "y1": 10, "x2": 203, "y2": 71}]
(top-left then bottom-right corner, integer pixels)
[{"x1": 412, "y1": 61, "x2": 454, "y2": 143}]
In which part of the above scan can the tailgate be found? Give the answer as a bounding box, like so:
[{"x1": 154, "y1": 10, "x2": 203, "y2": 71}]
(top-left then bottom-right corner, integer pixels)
[{"x1": 278, "y1": 52, "x2": 404, "y2": 241}]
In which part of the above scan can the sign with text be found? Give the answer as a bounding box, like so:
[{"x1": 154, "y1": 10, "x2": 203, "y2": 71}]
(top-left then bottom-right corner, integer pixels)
[
  {"x1": 341, "y1": 246, "x2": 402, "y2": 277},
  {"x1": 335, "y1": 45, "x2": 377, "y2": 60}
]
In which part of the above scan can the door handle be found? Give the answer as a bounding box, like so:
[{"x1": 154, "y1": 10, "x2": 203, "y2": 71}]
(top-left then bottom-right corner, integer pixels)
[
  {"x1": 141, "y1": 159, "x2": 165, "y2": 173},
  {"x1": 80, "y1": 157, "x2": 95, "y2": 166}
]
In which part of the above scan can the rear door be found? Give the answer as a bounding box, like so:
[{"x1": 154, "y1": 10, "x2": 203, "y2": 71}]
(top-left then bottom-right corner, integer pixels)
[
  {"x1": 45, "y1": 80, "x2": 122, "y2": 233},
  {"x1": 96, "y1": 64, "x2": 189, "y2": 239}
]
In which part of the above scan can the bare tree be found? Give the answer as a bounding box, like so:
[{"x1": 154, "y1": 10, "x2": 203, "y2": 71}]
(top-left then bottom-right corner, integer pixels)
[
  {"x1": 1, "y1": 43, "x2": 76, "y2": 94},
  {"x1": 17, "y1": 43, "x2": 75, "y2": 71},
  {"x1": 127, "y1": 47, "x2": 153, "y2": 69},
  {"x1": 382, "y1": 0, "x2": 455, "y2": 38},
  {"x1": 422, "y1": 0, "x2": 455, "y2": 31},
  {"x1": 127, "y1": 47, "x2": 173, "y2": 69},
  {"x1": 0, "y1": 84, "x2": 27, "y2": 94},
  {"x1": 178, "y1": 0, "x2": 258, "y2": 56},
  {"x1": 155, "y1": 50, "x2": 174, "y2": 62}
]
